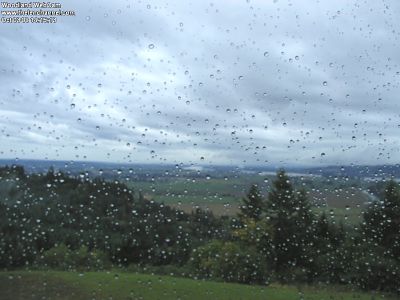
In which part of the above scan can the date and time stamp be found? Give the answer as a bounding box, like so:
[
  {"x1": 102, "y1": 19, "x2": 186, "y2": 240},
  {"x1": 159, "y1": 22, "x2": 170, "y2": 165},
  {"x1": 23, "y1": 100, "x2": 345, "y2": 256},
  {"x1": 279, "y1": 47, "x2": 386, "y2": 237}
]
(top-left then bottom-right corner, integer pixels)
[{"x1": 1, "y1": 2, "x2": 76, "y2": 23}]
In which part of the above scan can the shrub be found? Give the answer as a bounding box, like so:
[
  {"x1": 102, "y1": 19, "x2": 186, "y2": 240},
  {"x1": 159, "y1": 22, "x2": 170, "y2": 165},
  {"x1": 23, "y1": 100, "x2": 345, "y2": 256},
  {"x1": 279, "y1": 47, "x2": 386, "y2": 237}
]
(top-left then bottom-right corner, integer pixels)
[
  {"x1": 190, "y1": 240, "x2": 269, "y2": 284},
  {"x1": 37, "y1": 244, "x2": 111, "y2": 271}
]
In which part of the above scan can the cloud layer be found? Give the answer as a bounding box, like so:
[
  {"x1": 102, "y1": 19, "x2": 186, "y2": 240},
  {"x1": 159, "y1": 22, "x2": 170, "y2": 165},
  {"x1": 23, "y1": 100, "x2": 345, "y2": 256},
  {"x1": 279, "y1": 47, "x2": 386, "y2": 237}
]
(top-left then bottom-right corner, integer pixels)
[{"x1": 1, "y1": 0, "x2": 400, "y2": 166}]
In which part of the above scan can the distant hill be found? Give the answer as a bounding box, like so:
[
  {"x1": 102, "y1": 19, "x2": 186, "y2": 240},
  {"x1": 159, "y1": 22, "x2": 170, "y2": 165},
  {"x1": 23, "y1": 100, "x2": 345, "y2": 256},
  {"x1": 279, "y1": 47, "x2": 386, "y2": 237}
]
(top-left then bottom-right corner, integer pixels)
[
  {"x1": 301, "y1": 165, "x2": 400, "y2": 179},
  {"x1": 1, "y1": 159, "x2": 399, "y2": 180}
]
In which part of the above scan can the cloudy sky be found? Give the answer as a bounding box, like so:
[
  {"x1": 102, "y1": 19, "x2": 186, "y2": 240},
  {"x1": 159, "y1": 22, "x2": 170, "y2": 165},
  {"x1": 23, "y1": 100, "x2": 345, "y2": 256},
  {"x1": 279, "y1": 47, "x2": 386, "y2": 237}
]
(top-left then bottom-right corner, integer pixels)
[{"x1": 1, "y1": 0, "x2": 400, "y2": 167}]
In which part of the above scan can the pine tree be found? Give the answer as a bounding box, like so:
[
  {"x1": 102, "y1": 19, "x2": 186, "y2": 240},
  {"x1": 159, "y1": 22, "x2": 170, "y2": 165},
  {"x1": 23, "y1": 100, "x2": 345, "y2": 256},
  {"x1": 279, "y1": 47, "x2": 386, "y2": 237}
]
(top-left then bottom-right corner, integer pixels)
[
  {"x1": 363, "y1": 179, "x2": 400, "y2": 258},
  {"x1": 265, "y1": 169, "x2": 299, "y2": 275},
  {"x1": 239, "y1": 184, "x2": 264, "y2": 221},
  {"x1": 294, "y1": 188, "x2": 314, "y2": 230},
  {"x1": 265, "y1": 169, "x2": 315, "y2": 279},
  {"x1": 293, "y1": 188, "x2": 316, "y2": 278},
  {"x1": 355, "y1": 180, "x2": 400, "y2": 291}
]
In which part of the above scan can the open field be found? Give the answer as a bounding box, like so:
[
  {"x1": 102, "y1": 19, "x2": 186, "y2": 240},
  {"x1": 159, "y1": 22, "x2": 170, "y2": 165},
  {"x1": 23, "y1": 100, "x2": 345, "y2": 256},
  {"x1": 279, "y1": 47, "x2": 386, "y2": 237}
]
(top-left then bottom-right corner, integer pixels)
[
  {"x1": 308, "y1": 188, "x2": 370, "y2": 208},
  {"x1": 170, "y1": 202, "x2": 241, "y2": 216},
  {"x1": 312, "y1": 207, "x2": 364, "y2": 225},
  {"x1": 127, "y1": 177, "x2": 372, "y2": 206},
  {"x1": 0, "y1": 271, "x2": 394, "y2": 300},
  {"x1": 126, "y1": 175, "x2": 269, "y2": 205},
  {"x1": 126, "y1": 175, "x2": 372, "y2": 220}
]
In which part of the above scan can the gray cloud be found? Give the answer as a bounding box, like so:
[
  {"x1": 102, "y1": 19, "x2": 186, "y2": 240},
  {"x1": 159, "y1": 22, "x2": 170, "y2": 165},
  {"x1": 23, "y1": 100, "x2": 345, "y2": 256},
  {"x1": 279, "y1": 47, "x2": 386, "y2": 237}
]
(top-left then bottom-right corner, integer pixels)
[{"x1": 1, "y1": 0, "x2": 400, "y2": 166}]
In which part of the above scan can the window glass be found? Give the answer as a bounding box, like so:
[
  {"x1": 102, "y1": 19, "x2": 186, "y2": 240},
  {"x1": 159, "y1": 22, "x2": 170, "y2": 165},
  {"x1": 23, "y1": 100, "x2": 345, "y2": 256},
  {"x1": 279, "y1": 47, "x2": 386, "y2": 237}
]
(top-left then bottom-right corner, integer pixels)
[{"x1": 1, "y1": 1, "x2": 399, "y2": 299}]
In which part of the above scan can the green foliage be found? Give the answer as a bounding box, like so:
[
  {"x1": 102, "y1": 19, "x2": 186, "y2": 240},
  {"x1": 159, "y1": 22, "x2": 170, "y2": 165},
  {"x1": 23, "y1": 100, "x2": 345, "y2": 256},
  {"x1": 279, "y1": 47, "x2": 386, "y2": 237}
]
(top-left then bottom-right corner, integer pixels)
[
  {"x1": 306, "y1": 213, "x2": 347, "y2": 283},
  {"x1": 239, "y1": 184, "x2": 264, "y2": 221},
  {"x1": 363, "y1": 180, "x2": 400, "y2": 259},
  {"x1": 342, "y1": 241, "x2": 400, "y2": 293},
  {"x1": 357, "y1": 180, "x2": 400, "y2": 292},
  {"x1": 1, "y1": 165, "x2": 400, "y2": 294},
  {"x1": 38, "y1": 244, "x2": 71, "y2": 270},
  {"x1": 233, "y1": 218, "x2": 274, "y2": 269},
  {"x1": 37, "y1": 244, "x2": 110, "y2": 271},
  {"x1": 190, "y1": 240, "x2": 269, "y2": 284},
  {"x1": 0, "y1": 165, "x2": 223, "y2": 270},
  {"x1": 264, "y1": 170, "x2": 317, "y2": 280}
]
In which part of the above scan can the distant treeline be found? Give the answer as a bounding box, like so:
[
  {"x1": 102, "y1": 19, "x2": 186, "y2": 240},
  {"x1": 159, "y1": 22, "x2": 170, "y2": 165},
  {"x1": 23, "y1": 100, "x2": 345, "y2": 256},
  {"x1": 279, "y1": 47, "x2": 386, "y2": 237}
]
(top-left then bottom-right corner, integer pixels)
[{"x1": 0, "y1": 165, "x2": 399, "y2": 294}]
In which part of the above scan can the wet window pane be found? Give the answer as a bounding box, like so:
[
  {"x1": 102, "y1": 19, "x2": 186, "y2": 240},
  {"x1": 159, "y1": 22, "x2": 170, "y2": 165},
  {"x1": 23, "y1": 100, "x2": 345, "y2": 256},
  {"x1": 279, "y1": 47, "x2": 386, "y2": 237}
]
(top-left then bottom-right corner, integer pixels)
[{"x1": 1, "y1": 1, "x2": 399, "y2": 299}]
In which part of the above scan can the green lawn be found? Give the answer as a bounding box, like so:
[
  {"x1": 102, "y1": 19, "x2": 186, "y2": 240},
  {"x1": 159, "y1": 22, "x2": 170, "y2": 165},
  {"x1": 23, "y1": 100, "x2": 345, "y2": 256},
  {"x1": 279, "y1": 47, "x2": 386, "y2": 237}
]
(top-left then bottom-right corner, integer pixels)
[
  {"x1": 126, "y1": 175, "x2": 269, "y2": 205},
  {"x1": 0, "y1": 271, "x2": 393, "y2": 300}
]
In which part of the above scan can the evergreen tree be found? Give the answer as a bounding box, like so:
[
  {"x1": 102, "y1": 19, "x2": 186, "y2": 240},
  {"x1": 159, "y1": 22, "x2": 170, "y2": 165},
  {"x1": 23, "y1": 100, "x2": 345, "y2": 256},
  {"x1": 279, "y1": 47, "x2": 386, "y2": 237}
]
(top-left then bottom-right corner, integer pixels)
[
  {"x1": 363, "y1": 179, "x2": 400, "y2": 259},
  {"x1": 264, "y1": 169, "x2": 316, "y2": 280},
  {"x1": 294, "y1": 189, "x2": 314, "y2": 231},
  {"x1": 293, "y1": 188, "x2": 317, "y2": 280},
  {"x1": 265, "y1": 169, "x2": 300, "y2": 275},
  {"x1": 239, "y1": 184, "x2": 264, "y2": 221}
]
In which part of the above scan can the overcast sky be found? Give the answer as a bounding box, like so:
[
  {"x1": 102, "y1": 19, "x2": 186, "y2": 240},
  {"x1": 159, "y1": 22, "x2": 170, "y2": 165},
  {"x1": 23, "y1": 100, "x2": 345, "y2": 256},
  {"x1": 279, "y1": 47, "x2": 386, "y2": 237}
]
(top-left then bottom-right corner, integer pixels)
[{"x1": 1, "y1": 0, "x2": 400, "y2": 167}]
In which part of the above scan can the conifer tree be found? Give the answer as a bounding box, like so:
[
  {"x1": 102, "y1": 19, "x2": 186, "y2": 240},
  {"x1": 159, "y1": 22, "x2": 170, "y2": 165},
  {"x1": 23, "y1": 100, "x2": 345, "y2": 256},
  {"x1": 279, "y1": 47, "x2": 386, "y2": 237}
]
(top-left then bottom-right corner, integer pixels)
[
  {"x1": 265, "y1": 169, "x2": 315, "y2": 278},
  {"x1": 363, "y1": 179, "x2": 400, "y2": 258},
  {"x1": 239, "y1": 184, "x2": 264, "y2": 221}
]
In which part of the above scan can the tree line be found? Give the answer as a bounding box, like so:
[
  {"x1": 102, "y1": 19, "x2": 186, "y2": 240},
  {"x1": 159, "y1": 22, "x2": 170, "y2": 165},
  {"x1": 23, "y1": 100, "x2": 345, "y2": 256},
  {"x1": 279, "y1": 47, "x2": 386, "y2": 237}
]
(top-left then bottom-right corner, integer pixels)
[{"x1": 0, "y1": 165, "x2": 399, "y2": 293}]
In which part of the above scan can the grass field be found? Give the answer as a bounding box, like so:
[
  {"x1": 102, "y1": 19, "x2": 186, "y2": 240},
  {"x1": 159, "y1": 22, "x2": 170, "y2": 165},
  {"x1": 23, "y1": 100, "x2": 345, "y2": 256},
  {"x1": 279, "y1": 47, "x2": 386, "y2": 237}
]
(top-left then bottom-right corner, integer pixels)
[
  {"x1": 126, "y1": 175, "x2": 372, "y2": 220},
  {"x1": 312, "y1": 207, "x2": 364, "y2": 225},
  {"x1": 126, "y1": 175, "x2": 267, "y2": 205},
  {"x1": 0, "y1": 271, "x2": 394, "y2": 300}
]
